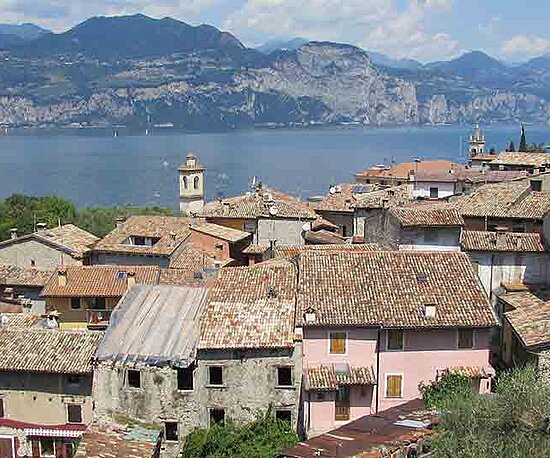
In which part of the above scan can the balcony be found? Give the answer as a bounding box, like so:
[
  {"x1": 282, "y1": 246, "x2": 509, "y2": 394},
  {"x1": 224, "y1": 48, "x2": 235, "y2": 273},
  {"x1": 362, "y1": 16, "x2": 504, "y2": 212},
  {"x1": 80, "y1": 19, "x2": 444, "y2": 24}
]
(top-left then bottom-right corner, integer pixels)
[{"x1": 87, "y1": 309, "x2": 112, "y2": 329}]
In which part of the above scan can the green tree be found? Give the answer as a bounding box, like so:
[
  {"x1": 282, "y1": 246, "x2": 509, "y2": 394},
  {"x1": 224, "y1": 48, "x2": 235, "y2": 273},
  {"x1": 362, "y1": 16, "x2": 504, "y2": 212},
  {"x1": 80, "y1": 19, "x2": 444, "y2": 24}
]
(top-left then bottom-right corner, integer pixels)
[
  {"x1": 519, "y1": 125, "x2": 527, "y2": 152},
  {"x1": 181, "y1": 409, "x2": 299, "y2": 458},
  {"x1": 419, "y1": 371, "x2": 473, "y2": 410},
  {"x1": 430, "y1": 365, "x2": 550, "y2": 458}
]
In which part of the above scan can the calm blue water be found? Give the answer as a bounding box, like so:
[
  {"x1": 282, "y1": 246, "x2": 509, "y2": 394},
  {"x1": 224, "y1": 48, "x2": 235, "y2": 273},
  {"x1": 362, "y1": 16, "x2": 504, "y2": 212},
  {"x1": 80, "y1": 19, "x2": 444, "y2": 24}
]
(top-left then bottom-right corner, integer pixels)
[{"x1": 0, "y1": 125, "x2": 549, "y2": 208}]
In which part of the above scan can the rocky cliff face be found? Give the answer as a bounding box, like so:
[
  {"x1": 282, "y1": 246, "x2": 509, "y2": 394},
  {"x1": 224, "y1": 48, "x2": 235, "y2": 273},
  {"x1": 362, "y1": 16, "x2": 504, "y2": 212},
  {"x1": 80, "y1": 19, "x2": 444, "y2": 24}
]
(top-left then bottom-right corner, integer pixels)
[{"x1": 0, "y1": 41, "x2": 549, "y2": 129}]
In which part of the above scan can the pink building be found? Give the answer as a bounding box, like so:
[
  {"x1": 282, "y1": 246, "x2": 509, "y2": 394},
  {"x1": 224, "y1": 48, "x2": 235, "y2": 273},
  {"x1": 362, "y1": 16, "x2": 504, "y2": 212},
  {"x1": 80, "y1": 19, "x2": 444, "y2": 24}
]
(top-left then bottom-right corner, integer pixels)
[{"x1": 298, "y1": 250, "x2": 498, "y2": 436}]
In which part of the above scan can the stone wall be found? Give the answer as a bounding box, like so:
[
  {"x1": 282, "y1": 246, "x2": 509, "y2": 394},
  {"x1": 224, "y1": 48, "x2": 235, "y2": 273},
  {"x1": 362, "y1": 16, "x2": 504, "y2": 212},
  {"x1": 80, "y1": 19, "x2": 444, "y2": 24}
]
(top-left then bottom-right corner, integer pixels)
[
  {"x1": 0, "y1": 239, "x2": 81, "y2": 269},
  {"x1": 91, "y1": 252, "x2": 170, "y2": 267},
  {"x1": 257, "y1": 219, "x2": 306, "y2": 246}
]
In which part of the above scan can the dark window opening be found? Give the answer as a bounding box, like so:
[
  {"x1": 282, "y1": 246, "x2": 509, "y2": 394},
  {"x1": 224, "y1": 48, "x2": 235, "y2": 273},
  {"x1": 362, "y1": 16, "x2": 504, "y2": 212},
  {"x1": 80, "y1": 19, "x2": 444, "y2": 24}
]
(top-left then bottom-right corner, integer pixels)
[
  {"x1": 277, "y1": 367, "x2": 293, "y2": 386},
  {"x1": 210, "y1": 408, "x2": 225, "y2": 425},
  {"x1": 276, "y1": 410, "x2": 292, "y2": 423},
  {"x1": 387, "y1": 329, "x2": 404, "y2": 351},
  {"x1": 177, "y1": 364, "x2": 194, "y2": 390},
  {"x1": 531, "y1": 180, "x2": 542, "y2": 192},
  {"x1": 0, "y1": 398, "x2": 4, "y2": 418},
  {"x1": 458, "y1": 329, "x2": 474, "y2": 349},
  {"x1": 40, "y1": 439, "x2": 55, "y2": 457},
  {"x1": 127, "y1": 370, "x2": 141, "y2": 388},
  {"x1": 208, "y1": 366, "x2": 223, "y2": 386},
  {"x1": 70, "y1": 297, "x2": 81, "y2": 310},
  {"x1": 67, "y1": 375, "x2": 81, "y2": 386},
  {"x1": 94, "y1": 297, "x2": 106, "y2": 309},
  {"x1": 165, "y1": 422, "x2": 178, "y2": 442},
  {"x1": 194, "y1": 176, "x2": 200, "y2": 190},
  {"x1": 429, "y1": 187, "x2": 439, "y2": 199},
  {"x1": 67, "y1": 404, "x2": 83, "y2": 424},
  {"x1": 183, "y1": 176, "x2": 189, "y2": 189},
  {"x1": 30, "y1": 259, "x2": 35, "y2": 267}
]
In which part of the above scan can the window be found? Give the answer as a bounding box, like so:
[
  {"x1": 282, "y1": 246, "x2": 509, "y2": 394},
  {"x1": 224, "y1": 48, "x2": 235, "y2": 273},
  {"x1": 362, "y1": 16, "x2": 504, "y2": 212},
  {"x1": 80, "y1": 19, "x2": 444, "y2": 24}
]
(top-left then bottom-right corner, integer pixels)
[
  {"x1": 183, "y1": 176, "x2": 189, "y2": 189},
  {"x1": 277, "y1": 367, "x2": 293, "y2": 387},
  {"x1": 512, "y1": 223, "x2": 525, "y2": 233},
  {"x1": 70, "y1": 297, "x2": 81, "y2": 310},
  {"x1": 335, "y1": 386, "x2": 350, "y2": 421},
  {"x1": 424, "y1": 228, "x2": 438, "y2": 244},
  {"x1": 385, "y1": 374, "x2": 403, "y2": 398},
  {"x1": 531, "y1": 180, "x2": 542, "y2": 192},
  {"x1": 208, "y1": 366, "x2": 223, "y2": 386},
  {"x1": 177, "y1": 365, "x2": 194, "y2": 391},
  {"x1": 67, "y1": 404, "x2": 83, "y2": 424},
  {"x1": 387, "y1": 329, "x2": 404, "y2": 351},
  {"x1": 458, "y1": 329, "x2": 474, "y2": 349},
  {"x1": 67, "y1": 375, "x2": 81, "y2": 386},
  {"x1": 329, "y1": 332, "x2": 347, "y2": 354},
  {"x1": 0, "y1": 398, "x2": 4, "y2": 418},
  {"x1": 127, "y1": 369, "x2": 141, "y2": 388},
  {"x1": 429, "y1": 187, "x2": 439, "y2": 199},
  {"x1": 164, "y1": 422, "x2": 178, "y2": 442},
  {"x1": 194, "y1": 176, "x2": 200, "y2": 190},
  {"x1": 276, "y1": 410, "x2": 292, "y2": 423},
  {"x1": 210, "y1": 408, "x2": 225, "y2": 425},
  {"x1": 94, "y1": 297, "x2": 106, "y2": 309},
  {"x1": 40, "y1": 439, "x2": 55, "y2": 457},
  {"x1": 30, "y1": 259, "x2": 35, "y2": 267}
]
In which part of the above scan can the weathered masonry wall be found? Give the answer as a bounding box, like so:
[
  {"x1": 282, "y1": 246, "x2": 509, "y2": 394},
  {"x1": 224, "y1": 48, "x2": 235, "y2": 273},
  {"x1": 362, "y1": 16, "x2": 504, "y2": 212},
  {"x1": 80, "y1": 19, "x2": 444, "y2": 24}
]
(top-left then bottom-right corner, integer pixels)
[
  {"x1": 91, "y1": 252, "x2": 170, "y2": 268},
  {"x1": 257, "y1": 219, "x2": 306, "y2": 246},
  {"x1": 0, "y1": 371, "x2": 93, "y2": 425},
  {"x1": 0, "y1": 239, "x2": 80, "y2": 269}
]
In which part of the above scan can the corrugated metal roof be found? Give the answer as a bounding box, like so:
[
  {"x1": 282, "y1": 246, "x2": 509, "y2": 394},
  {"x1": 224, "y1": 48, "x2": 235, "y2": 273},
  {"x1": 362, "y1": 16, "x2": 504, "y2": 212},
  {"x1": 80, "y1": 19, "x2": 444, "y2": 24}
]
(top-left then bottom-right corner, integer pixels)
[{"x1": 96, "y1": 285, "x2": 208, "y2": 367}]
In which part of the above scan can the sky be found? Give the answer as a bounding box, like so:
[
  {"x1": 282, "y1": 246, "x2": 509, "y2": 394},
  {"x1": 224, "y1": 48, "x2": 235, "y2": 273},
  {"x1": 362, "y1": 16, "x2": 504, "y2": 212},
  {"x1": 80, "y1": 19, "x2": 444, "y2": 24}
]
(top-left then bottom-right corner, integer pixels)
[{"x1": 1, "y1": 0, "x2": 549, "y2": 62}]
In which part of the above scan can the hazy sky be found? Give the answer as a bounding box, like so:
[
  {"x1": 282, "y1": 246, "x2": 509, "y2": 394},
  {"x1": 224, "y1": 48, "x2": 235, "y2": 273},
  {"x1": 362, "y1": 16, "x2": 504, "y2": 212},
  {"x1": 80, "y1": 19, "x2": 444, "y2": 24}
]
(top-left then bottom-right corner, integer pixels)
[{"x1": 1, "y1": 0, "x2": 549, "y2": 62}]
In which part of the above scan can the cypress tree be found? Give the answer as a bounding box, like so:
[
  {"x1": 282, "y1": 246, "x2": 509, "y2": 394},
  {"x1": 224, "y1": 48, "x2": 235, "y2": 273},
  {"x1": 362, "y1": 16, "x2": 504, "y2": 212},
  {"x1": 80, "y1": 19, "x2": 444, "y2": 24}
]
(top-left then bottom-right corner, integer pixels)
[
  {"x1": 519, "y1": 125, "x2": 527, "y2": 152},
  {"x1": 508, "y1": 140, "x2": 515, "y2": 152}
]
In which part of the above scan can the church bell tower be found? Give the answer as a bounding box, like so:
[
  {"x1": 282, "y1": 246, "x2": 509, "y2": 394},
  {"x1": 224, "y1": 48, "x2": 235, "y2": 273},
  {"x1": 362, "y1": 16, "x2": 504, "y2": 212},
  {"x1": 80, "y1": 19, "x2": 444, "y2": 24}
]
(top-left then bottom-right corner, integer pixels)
[
  {"x1": 468, "y1": 124, "x2": 485, "y2": 157},
  {"x1": 179, "y1": 153, "x2": 205, "y2": 216}
]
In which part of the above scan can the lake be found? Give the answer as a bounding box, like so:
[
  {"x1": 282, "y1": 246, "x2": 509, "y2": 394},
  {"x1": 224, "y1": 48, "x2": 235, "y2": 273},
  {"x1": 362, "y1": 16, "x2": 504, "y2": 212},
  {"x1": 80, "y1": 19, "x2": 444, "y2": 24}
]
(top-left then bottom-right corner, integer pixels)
[{"x1": 0, "y1": 125, "x2": 549, "y2": 208}]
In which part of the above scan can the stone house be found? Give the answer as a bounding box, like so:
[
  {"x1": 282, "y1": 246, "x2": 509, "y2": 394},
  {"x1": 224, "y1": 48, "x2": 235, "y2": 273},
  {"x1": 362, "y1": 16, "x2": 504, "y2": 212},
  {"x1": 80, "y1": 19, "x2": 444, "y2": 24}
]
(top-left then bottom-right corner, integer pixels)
[
  {"x1": 0, "y1": 265, "x2": 53, "y2": 313},
  {"x1": 363, "y1": 206, "x2": 464, "y2": 251},
  {"x1": 93, "y1": 285, "x2": 208, "y2": 454},
  {"x1": 41, "y1": 265, "x2": 160, "y2": 329},
  {"x1": 188, "y1": 222, "x2": 251, "y2": 265},
  {"x1": 0, "y1": 224, "x2": 98, "y2": 269},
  {"x1": 461, "y1": 230, "x2": 550, "y2": 300},
  {"x1": 199, "y1": 185, "x2": 318, "y2": 247},
  {"x1": 197, "y1": 259, "x2": 302, "y2": 433},
  {"x1": 0, "y1": 325, "x2": 101, "y2": 458},
  {"x1": 91, "y1": 216, "x2": 192, "y2": 267},
  {"x1": 297, "y1": 250, "x2": 497, "y2": 437}
]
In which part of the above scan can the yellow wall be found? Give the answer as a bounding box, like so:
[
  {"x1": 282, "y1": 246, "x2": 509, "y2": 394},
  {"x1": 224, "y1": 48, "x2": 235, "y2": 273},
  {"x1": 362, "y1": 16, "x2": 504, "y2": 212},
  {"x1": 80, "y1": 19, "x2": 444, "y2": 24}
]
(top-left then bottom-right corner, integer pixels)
[{"x1": 46, "y1": 296, "x2": 120, "y2": 326}]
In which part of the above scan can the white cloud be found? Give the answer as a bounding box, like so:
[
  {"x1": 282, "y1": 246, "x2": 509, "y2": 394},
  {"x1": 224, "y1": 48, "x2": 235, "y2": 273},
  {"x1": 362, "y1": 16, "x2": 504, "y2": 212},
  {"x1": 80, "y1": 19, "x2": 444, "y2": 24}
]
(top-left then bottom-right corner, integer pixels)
[
  {"x1": 226, "y1": 0, "x2": 459, "y2": 61},
  {"x1": 501, "y1": 34, "x2": 550, "y2": 59}
]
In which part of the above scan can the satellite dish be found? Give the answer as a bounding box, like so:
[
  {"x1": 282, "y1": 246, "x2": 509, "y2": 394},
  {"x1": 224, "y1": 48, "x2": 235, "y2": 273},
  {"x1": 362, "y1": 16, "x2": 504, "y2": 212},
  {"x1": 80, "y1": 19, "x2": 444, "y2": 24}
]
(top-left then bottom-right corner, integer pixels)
[
  {"x1": 302, "y1": 222, "x2": 311, "y2": 232},
  {"x1": 269, "y1": 205, "x2": 279, "y2": 216},
  {"x1": 329, "y1": 186, "x2": 336, "y2": 195}
]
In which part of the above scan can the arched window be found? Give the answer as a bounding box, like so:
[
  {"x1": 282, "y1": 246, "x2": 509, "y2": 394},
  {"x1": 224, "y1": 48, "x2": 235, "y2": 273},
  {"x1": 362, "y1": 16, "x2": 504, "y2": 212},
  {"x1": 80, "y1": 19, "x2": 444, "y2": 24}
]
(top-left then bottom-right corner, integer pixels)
[
  {"x1": 194, "y1": 176, "x2": 200, "y2": 190},
  {"x1": 183, "y1": 176, "x2": 189, "y2": 189}
]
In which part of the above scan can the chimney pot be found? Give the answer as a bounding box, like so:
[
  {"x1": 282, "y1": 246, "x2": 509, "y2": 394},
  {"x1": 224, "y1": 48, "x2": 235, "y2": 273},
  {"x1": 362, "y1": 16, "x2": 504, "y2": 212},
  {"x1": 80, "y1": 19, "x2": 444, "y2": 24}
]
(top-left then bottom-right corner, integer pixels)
[
  {"x1": 10, "y1": 228, "x2": 17, "y2": 239},
  {"x1": 115, "y1": 217, "x2": 126, "y2": 229},
  {"x1": 36, "y1": 223, "x2": 47, "y2": 233},
  {"x1": 424, "y1": 304, "x2": 436, "y2": 318},
  {"x1": 126, "y1": 271, "x2": 136, "y2": 288},
  {"x1": 57, "y1": 269, "x2": 67, "y2": 287}
]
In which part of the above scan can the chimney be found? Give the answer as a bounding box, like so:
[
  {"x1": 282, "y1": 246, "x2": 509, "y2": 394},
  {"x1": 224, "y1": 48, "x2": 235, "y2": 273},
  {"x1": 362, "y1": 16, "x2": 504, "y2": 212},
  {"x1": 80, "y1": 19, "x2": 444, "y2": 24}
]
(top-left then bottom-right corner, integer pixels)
[
  {"x1": 424, "y1": 304, "x2": 436, "y2": 318},
  {"x1": 126, "y1": 271, "x2": 136, "y2": 288},
  {"x1": 36, "y1": 222, "x2": 47, "y2": 233},
  {"x1": 2, "y1": 287, "x2": 14, "y2": 300},
  {"x1": 57, "y1": 269, "x2": 67, "y2": 287},
  {"x1": 115, "y1": 217, "x2": 126, "y2": 229},
  {"x1": 304, "y1": 307, "x2": 317, "y2": 324},
  {"x1": 169, "y1": 231, "x2": 177, "y2": 241},
  {"x1": 10, "y1": 228, "x2": 17, "y2": 240}
]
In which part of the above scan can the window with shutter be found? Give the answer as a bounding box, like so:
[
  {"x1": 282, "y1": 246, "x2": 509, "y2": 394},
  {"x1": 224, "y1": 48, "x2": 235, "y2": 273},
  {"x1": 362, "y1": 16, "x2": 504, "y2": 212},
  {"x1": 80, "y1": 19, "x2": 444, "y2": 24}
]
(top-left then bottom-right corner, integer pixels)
[
  {"x1": 458, "y1": 329, "x2": 474, "y2": 349},
  {"x1": 387, "y1": 330, "x2": 404, "y2": 351},
  {"x1": 385, "y1": 374, "x2": 403, "y2": 398},
  {"x1": 67, "y1": 404, "x2": 83, "y2": 423},
  {"x1": 329, "y1": 332, "x2": 347, "y2": 354},
  {"x1": 0, "y1": 398, "x2": 3, "y2": 418}
]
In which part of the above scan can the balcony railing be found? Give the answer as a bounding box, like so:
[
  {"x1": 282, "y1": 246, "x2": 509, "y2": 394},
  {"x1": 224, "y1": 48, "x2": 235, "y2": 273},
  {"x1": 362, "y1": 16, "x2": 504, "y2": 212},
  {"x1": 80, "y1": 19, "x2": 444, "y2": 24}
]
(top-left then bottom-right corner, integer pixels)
[{"x1": 87, "y1": 309, "x2": 112, "y2": 329}]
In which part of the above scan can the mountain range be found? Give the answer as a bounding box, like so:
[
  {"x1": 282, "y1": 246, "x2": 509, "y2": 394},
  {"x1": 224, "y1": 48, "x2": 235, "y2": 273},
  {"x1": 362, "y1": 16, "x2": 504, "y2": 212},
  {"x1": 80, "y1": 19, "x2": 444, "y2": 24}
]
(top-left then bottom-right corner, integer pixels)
[{"x1": 1, "y1": 14, "x2": 550, "y2": 129}]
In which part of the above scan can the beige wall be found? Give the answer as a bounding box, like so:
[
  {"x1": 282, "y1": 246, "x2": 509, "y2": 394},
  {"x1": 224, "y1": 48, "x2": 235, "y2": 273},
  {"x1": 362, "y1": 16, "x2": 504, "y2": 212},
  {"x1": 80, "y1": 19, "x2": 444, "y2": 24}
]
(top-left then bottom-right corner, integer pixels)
[
  {"x1": 0, "y1": 239, "x2": 81, "y2": 269},
  {"x1": 46, "y1": 296, "x2": 120, "y2": 327},
  {"x1": 0, "y1": 371, "x2": 93, "y2": 425}
]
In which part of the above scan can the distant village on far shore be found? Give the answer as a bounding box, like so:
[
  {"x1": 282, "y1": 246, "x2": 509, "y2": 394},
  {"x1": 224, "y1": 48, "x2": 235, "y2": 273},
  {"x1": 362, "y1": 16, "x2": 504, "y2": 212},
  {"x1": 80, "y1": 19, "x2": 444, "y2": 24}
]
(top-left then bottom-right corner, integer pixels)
[{"x1": 0, "y1": 125, "x2": 550, "y2": 457}]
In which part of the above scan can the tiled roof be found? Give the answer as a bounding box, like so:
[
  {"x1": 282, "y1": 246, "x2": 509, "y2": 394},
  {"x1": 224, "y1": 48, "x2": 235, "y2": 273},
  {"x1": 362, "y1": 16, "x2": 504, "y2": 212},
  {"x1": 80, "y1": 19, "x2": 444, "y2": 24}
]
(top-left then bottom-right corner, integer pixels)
[
  {"x1": 93, "y1": 216, "x2": 191, "y2": 256},
  {"x1": 0, "y1": 313, "x2": 44, "y2": 328},
  {"x1": 390, "y1": 207, "x2": 464, "y2": 227},
  {"x1": 159, "y1": 267, "x2": 220, "y2": 287},
  {"x1": 306, "y1": 364, "x2": 376, "y2": 391},
  {"x1": 200, "y1": 188, "x2": 317, "y2": 220},
  {"x1": 96, "y1": 285, "x2": 208, "y2": 366},
  {"x1": 452, "y1": 179, "x2": 550, "y2": 219},
  {"x1": 242, "y1": 244, "x2": 271, "y2": 255},
  {"x1": 0, "y1": 300, "x2": 23, "y2": 313},
  {"x1": 199, "y1": 260, "x2": 297, "y2": 349},
  {"x1": 447, "y1": 366, "x2": 493, "y2": 378},
  {"x1": 0, "y1": 328, "x2": 102, "y2": 374},
  {"x1": 199, "y1": 298, "x2": 295, "y2": 349},
  {"x1": 0, "y1": 265, "x2": 53, "y2": 287},
  {"x1": 168, "y1": 243, "x2": 220, "y2": 270},
  {"x1": 41, "y1": 265, "x2": 159, "y2": 297},
  {"x1": 0, "y1": 224, "x2": 98, "y2": 259},
  {"x1": 275, "y1": 244, "x2": 384, "y2": 259},
  {"x1": 190, "y1": 222, "x2": 251, "y2": 242},
  {"x1": 353, "y1": 185, "x2": 413, "y2": 209},
  {"x1": 460, "y1": 231, "x2": 546, "y2": 252},
  {"x1": 313, "y1": 184, "x2": 358, "y2": 213},
  {"x1": 297, "y1": 251, "x2": 496, "y2": 328},
  {"x1": 503, "y1": 290, "x2": 550, "y2": 349},
  {"x1": 303, "y1": 229, "x2": 346, "y2": 245},
  {"x1": 74, "y1": 424, "x2": 158, "y2": 458},
  {"x1": 355, "y1": 160, "x2": 460, "y2": 180},
  {"x1": 490, "y1": 152, "x2": 550, "y2": 167}
]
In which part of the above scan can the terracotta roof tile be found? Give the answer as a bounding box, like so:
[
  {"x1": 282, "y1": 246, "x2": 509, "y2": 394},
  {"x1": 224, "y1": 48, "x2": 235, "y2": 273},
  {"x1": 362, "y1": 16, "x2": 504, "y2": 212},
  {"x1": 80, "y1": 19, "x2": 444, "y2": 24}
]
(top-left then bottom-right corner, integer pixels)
[
  {"x1": 303, "y1": 229, "x2": 346, "y2": 245},
  {"x1": 42, "y1": 265, "x2": 159, "y2": 297},
  {"x1": 306, "y1": 364, "x2": 376, "y2": 391},
  {"x1": 242, "y1": 244, "x2": 271, "y2": 254},
  {"x1": 0, "y1": 328, "x2": 102, "y2": 374},
  {"x1": 353, "y1": 185, "x2": 413, "y2": 209},
  {"x1": 503, "y1": 290, "x2": 550, "y2": 349},
  {"x1": 490, "y1": 152, "x2": 550, "y2": 167},
  {"x1": 447, "y1": 366, "x2": 493, "y2": 378},
  {"x1": 297, "y1": 251, "x2": 496, "y2": 328},
  {"x1": 275, "y1": 244, "x2": 384, "y2": 259},
  {"x1": 190, "y1": 222, "x2": 251, "y2": 242},
  {"x1": 313, "y1": 184, "x2": 358, "y2": 213},
  {"x1": 460, "y1": 231, "x2": 546, "y2": 252},
  {"x1": 200, "y1": 188, "x2": 317, "y2": 220},
  {"x1": 0, "y1": 265, "x2": 53, "y2": 287},
  {"x1": 0, "y1": 313, "x2": 44, "y2": 328},
  {"x1": 390, "y1": 207, "x2": 464, "y2": 227},
  {"x1": 93, "y1": 216, "x2": 191, "y2": 256},
  {"x1": 355, "y1": 160, "x2": 460, "y2": 181}
]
